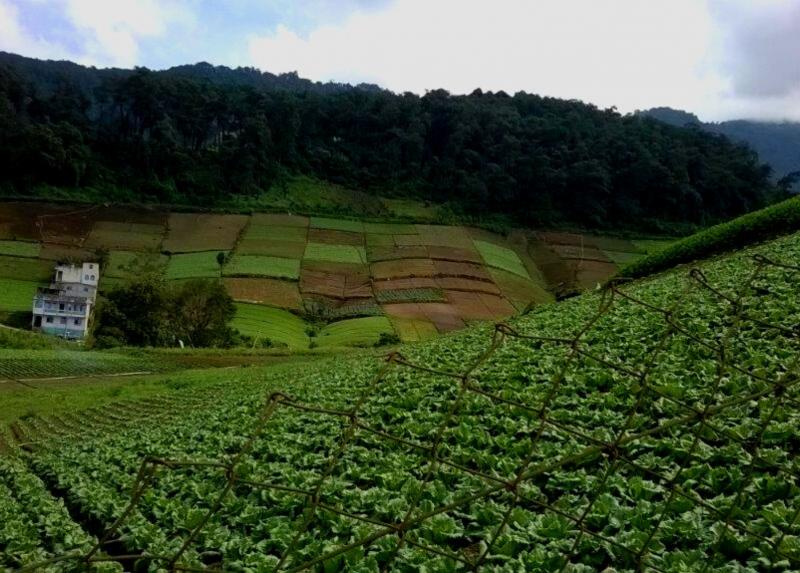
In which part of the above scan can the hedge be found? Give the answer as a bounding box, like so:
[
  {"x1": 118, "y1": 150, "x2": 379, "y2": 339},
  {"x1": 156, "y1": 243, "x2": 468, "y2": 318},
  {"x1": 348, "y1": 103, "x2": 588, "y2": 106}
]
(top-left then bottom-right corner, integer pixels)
[{"x1": 620, "y1": 195, "x2": 800, "y2": 278}]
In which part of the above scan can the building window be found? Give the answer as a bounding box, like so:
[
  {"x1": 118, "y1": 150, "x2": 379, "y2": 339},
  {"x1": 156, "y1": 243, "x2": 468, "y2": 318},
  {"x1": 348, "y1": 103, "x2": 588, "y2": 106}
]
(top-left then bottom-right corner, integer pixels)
[
  {"x1": 83, "y1": 287, "x2": 89, "y2": 292},
  {"x1": 35, "y1": 299, "x2": 43, "y2": 308},
  {"x1": 89, "y1": 264, "x2": 94, "y2": 269},
  {"x1": 60, "y1": 317, "x2": 67, "y2": 324},
  {"x1": 67, "y1": 285, "x2": 72, "y2": 291},
  {"x1": 85, "y1": 274, "x2": 90, "y2": 280},
  {"x1": 90, "y1": 275, "x2": 95, "y2": 280},
  {"x1": 74, "y1": 318, "x2": 82, "y2": 325},
  {"x1": 46, "y1": 316, "x2": 53, "y2": 323},
  {"x1": 59, "y1": 303, "x2": 65, "y2": 311}
]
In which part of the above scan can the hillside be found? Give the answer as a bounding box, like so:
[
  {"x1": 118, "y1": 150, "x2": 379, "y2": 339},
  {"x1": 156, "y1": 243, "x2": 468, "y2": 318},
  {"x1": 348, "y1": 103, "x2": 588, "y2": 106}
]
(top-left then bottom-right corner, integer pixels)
[
  {"x1": 0, "y1": 52, "x2": 777, "y2": 232},
  {"x1": 640, "y1": 107, "x2": 800, "y2": 190},
  {"x1": 0, "y1": 200, "x2": 675, "y2": 347},
  {"x1": 2, "y1": 220, "x2": 798, "y2": 571}
]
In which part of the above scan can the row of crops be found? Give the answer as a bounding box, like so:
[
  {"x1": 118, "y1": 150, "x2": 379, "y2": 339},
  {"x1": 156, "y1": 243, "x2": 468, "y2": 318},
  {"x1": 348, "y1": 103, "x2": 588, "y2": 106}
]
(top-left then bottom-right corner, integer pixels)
[
  {"x1": 6, "y1": 230, "x2": 799, "y2": 571},
  {"x1": 0, "y1": 349, "x2": 172, "y2": 380}
]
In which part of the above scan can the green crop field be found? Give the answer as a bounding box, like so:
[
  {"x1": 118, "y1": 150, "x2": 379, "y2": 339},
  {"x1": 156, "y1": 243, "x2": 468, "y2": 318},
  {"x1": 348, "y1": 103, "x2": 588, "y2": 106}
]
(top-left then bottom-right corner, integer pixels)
[
  {"x1": 3, "y1": 228, "x2": 799, "y2": 572},
  {"x1": 315, "y1": 316, "x2": 395, "y2": 348},
  {"x1": 0, "y1": 349, "x2": 167, "y2": 380},
  {"x1": 0, "y1": 279, "x2": 41, "y2": 312},
  {"x1": 310, "y1": 216, "x2": 365, "y2": 233},
  {"x1": 304, "y1": 242, "x2": 367, "y2": 264},
  {"x1": 0, "y1": 256, "x2": 52, "y2": 282},
  {"x1": 473, "y1": 240, "x2": 531, "y2": 279},
  {"x1": 230, "y1": 302, "x2": 309, "y2": 349},
  {"x1": 0, "y1": 240, "x2": 40, "y2": 258},
  {"x1": 166, "y1": 251, "x2": 225, "y2": 280},
  {"x1": 223, "y1": 255, "x2": 301, "y2": 280}
]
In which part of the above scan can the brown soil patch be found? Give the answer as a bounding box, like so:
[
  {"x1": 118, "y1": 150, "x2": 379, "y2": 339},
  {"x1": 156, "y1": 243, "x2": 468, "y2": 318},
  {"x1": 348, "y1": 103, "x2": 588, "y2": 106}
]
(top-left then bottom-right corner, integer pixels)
[
  {"x1": 237, "y1": 240, "x2": 306, "y2": 258},
  {"x1": 427, "y1": 246, "x2": 482, "y2": 263},
  {"x1": 588, "y1": 236, "x2": 641, "y2": 253},
  {"x1": 367, "y1": 245, "x2": 428, "y2": 262},
  {"x1": 445, "y1": 290, "x2": 515, "y2": 320},
  {"x1": 433, "y1": 260, "x2": 491, "y2": 281},
  {"x1": 164, "y1": 213, "x2": 248, "y2": 252},
  {"x1": 224, "y1": 278, "x2": 302, "y2": 309},
  {"x1": 307, "y1": 228, "x2": 364, "y2": 246},
  {"x1": 371, "y1": 258, "x2": 436, "y2": 280},
  {"x1": 251, "y1": 213, "x2": 309, "y2": 227},
  {"x1": 382, "y1": 302, "x2": 465, "y2": 332},
  {"x1": 436, "y1": 277, "x2": 501, "y2": 295},
  {"x1": 39, "y1": 244, "x2": 95, "y2": 262},
  {"x1": 372, "y1": 277, "x2": 438, "y2": 292},
  {"x1": 86, "y1": 221, "x2": 165, "y2": 251},
  {"x1": 416, "y1": 225, "x2": 474, "y2": 248},
  {"x1": 300, "y1": 263, "x2": 372, "y2": 300},
  {"x1": 0, "y1": 202, "x2": 98, "y2": 243}
]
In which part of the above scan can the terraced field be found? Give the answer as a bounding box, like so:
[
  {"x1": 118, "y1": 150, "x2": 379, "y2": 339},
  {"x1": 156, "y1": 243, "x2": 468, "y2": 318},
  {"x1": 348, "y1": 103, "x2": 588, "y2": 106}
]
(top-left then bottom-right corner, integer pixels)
[
  {"x1": 1, "y1": 228, "x2": 797, "y2": 572},
  {"x1": 0, "y1": 201, "x2": 667, "y2": 347}
]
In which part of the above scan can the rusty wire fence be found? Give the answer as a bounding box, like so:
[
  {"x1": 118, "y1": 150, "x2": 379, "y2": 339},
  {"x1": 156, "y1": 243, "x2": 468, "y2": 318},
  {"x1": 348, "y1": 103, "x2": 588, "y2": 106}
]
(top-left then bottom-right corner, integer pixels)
[{"x1": 14, "y1": 252, "x2": 800, "y2": 572}]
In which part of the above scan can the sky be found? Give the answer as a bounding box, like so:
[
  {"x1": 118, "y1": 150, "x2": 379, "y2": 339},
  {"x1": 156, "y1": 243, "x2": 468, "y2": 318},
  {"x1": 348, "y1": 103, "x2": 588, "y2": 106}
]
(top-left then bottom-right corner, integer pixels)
[{"x1": 1, "y1": 0, "x2": 798, "y2": 122}]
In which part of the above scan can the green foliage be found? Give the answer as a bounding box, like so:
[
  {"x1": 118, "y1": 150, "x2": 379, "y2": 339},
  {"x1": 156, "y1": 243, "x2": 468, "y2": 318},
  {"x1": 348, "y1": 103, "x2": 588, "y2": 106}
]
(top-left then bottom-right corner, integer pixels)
[
  {"x1": 231, "y1": 303, "x2": 309, "y2": 350},
  {"x1": 11, "y1": 229, "x2": 800, "y2": 571},
  {"x1": 621, "y1": 195, "x2": 800, "y2": 278},
  {"x1": 166, "y1": 251, "x2": 226, "y2": 280},
  {"x1": 0, "y1": 55, "x2": 779, "y2": 230},
  {"x1": 223, "y1": 255, "x2": 301, "y2": 279},
  {"x1": 0, "y1": 327, "x2": 57, "y2": 349},
  {"x1": 0, "y1": 278, "x2": 40, "y2": 312},
  {"x1": 0, "y1": 240, "x2": 40, "y2": 258},
  {"x1": 316, "y1": 316, "x2": 395, "y2": 348},
  {"x1": 94, "y1": 277, "x2": 236, "y2": 347},
  {"x1": 473, "y1": 240, "x2": 530, "y2": 278}
]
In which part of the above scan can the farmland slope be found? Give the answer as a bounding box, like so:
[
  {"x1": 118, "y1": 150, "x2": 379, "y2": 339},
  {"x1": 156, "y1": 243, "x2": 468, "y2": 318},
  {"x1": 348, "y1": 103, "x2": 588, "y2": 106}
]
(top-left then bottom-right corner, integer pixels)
[{"x1": 2, "y1": 228, "x2": 798, "y2": 571}]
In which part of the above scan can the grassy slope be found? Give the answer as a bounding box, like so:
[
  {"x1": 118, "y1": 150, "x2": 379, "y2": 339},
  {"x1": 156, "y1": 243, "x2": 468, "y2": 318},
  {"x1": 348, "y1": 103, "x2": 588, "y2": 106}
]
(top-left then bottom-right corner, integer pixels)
[
  {"x1": 8, "y1": 229, "x2": 800, "y2": 570},
  {"x1": 622, "y1": 194, "x2": 800, "y2": 278}
]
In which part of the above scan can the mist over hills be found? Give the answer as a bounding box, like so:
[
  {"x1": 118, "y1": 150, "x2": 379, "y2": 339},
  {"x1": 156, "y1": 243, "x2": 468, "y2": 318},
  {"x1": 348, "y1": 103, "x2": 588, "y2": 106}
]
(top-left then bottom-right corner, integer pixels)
[
  {"x1": 0, "y1": 52, "x2": 784, "y2": 232},
  {"x1": 640, "y1": 107, "x2": 800, "y2": 190}
]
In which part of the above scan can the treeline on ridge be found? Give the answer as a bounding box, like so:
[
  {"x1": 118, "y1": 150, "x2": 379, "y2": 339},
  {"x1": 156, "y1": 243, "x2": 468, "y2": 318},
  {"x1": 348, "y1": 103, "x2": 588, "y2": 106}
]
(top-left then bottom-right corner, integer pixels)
[{"x1": 0, "y1": 52, "x2": 782, "y2": 230}]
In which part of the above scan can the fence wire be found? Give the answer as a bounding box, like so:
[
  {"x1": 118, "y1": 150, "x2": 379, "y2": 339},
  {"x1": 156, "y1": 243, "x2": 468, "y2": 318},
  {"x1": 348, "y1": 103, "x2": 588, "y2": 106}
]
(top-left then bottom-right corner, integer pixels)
[{"x1": 13, "y1": 253, "x2": 800, "y2": 572}]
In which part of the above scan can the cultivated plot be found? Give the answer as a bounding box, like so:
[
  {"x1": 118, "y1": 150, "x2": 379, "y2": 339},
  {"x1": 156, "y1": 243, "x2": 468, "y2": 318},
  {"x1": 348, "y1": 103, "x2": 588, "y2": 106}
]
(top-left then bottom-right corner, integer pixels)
[
  {"x1": 166, "y1": 251, "x2": 226, "y2": 280},
  {"x1": 224, "y1": 255, "x2": 301, "y2": 280},
  {"x1": 231, "y1": 302, "x2": 309, "y2": 349},
  {"x1": 164, "y1": 213, "x2": 248, "y2": 252}
]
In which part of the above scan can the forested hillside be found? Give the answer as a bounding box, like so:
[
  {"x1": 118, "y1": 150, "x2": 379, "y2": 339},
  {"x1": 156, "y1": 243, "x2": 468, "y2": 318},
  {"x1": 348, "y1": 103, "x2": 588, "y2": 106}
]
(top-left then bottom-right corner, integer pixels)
[
  {"x1": 0, "y1": 52, "x2": 779, "y2": 231},
  {"x1": 641, "y1": 107, "x2": 800, "y2": 191}
]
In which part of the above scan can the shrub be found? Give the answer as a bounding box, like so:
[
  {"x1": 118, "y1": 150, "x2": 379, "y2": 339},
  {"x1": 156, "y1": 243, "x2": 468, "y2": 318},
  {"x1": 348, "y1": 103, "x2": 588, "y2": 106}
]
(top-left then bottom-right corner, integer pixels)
[
  {"x1": 620, "y1": 195, "x2": 800, "y2": 278},
  {"x1": 375, "y1": 332, "x2": 401, "y2": 347}
]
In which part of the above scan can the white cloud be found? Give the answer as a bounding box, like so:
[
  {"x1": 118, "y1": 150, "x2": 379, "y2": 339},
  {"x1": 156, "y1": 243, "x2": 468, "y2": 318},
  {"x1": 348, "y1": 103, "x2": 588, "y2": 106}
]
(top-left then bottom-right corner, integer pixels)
[
  {"x1": 64, "y1": 0, "x2": 194, "y2": 68},
  {"x1": 248, "y1": 0, "x2": 800, "y2": 121},
  {"x1": 0, "y1": 0, "x2": 66, "y2": 59}
]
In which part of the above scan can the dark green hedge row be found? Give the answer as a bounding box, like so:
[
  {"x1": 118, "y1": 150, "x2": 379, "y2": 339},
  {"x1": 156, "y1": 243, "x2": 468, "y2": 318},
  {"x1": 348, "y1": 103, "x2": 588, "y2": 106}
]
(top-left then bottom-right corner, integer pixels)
[{"x1": 620, "y1": 195, "x2": 800, "y2": 278}]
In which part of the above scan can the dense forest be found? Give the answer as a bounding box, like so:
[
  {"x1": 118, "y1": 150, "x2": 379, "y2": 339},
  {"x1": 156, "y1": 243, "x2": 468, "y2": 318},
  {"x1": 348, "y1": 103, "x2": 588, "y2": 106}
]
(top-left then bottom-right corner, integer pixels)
[
  {"x1": 641, "y1": 107, "x2": 800, "y2": 191},
  {"x1": 0, "y1": 52, "x2": 782, "y2": 230}
]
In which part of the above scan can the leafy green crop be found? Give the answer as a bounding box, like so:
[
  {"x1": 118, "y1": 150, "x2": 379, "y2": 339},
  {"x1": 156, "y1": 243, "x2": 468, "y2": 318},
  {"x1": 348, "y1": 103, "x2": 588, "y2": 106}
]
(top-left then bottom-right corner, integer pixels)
[
  {"x1": 10, "y1": 230, "x2": 800, "y2": 572},
  {"x1": 622, "y1": 195, "x2": 800, "y2": 278}
]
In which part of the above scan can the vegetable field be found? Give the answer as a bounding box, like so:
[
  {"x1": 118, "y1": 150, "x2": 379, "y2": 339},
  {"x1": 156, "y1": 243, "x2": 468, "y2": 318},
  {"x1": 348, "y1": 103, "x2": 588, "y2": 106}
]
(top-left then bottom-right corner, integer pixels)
[
  {"x1": 0, "y1": 199, "x2": 667, "y2": 341},
  {"x1": 5, "y1": 229, "x2": 799, "y2": 572}
]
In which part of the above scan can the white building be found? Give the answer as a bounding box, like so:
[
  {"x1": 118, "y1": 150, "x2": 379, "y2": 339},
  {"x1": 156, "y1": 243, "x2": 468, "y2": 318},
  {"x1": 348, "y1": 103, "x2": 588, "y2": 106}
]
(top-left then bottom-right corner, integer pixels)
[{"x1": 32, "y1": 262, "x2": 99, "y2": 339}]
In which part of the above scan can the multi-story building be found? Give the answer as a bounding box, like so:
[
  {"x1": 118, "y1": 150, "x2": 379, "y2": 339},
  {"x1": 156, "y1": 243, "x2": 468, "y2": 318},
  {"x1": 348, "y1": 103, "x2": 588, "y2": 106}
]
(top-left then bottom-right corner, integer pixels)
[{"x1": 31, "y1": 262, "x2": 99, "y2": 339}]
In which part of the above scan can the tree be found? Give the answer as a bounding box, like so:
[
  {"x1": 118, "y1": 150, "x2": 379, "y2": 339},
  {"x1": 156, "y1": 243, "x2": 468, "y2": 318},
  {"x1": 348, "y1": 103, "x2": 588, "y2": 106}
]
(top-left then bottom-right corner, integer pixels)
[{"x1": 172, "y1": 280, "x2": 235, "y2": 347}]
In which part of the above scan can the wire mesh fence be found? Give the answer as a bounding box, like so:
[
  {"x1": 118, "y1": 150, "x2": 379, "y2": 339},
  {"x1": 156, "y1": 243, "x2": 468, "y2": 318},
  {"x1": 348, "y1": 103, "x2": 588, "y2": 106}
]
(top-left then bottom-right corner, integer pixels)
[{"x1": 13, "y1": 252, "x2": 800, "y2": 572}]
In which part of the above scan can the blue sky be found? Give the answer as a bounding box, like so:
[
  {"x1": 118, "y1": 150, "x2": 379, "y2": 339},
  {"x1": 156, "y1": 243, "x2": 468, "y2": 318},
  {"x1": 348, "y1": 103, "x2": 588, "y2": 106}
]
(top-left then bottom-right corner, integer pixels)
[{"x1": 1, "y1": 0, "x2": 799, "y2": 121}]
